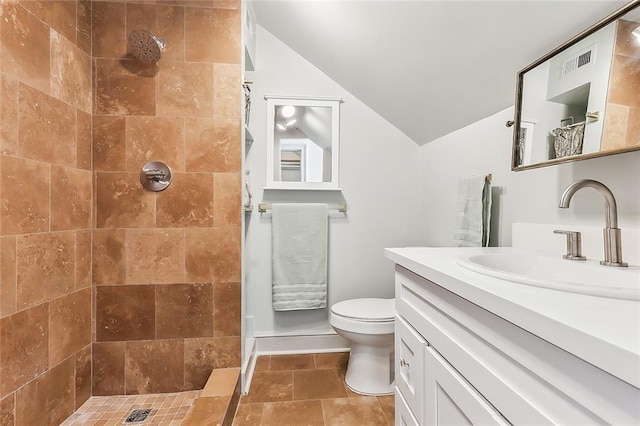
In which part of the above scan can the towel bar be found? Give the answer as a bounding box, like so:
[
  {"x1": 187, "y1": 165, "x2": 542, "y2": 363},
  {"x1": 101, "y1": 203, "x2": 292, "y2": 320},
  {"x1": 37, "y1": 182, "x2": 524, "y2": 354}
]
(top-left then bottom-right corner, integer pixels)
[{"x1": 258, "y1": 203, "x2": 347, "y2": 213}]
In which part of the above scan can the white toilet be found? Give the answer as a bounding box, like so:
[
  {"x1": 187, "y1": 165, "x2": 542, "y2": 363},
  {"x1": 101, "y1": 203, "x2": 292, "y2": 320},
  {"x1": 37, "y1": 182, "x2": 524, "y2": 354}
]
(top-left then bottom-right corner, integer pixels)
[{"x1": 330, "y1": 298, "x2": 395, "y2": 395}]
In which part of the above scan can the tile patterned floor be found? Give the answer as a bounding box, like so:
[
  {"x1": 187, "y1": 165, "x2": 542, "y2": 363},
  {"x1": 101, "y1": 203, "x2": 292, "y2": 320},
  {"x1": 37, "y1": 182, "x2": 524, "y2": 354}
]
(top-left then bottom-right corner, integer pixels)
[
  {"x1": 59, "y1": 354, "x2": 393, "y2": 425},
  {"x1": 233, "y1": 352, "x2": 395, "y2": 426},
  {"x1": 60, "y1": 390, "x2": 200, "y2": 426}
]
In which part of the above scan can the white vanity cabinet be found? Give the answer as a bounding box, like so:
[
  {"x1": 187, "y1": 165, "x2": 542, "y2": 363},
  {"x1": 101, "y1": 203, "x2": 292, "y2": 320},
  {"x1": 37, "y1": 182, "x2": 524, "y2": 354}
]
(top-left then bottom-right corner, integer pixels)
[
  {"x1": 393, "y1": 264, "x2": 640, "y2": 425},
  {"x1": 423, "y1": 346, "x2": 507, "y2": 425},
  {"x1": 395, "y1": 316, "x2": 427, "y2": 424},
  {"x1": 396, "y1": 314, "x2": 506, "y2": 426},
  {"x1": 395, "y1": 315, "x2": 426, "y2": 425}
]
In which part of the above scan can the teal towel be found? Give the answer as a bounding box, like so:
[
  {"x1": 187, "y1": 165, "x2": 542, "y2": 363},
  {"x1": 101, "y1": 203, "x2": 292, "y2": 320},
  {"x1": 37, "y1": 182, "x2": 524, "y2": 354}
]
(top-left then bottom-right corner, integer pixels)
[
  {"x1": 272, "y1": 203, "x2": 328, "y2": 311},
  {"x1": 453, "y1": 176, "x2": 492, "y2": 247}
]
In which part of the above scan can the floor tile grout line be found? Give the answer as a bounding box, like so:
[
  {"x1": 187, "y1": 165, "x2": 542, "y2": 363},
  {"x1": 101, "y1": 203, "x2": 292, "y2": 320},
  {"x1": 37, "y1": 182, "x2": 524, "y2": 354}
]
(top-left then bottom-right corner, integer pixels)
[
  {"x1": 290, "y1": 369, "x2": 294, "y2": 402},
  {"x1": 319, "y1": 397, "x2": 327, "y2": 426},
  {"x1": 375, "y1": 394, "x2": 390, "y2": 426}
]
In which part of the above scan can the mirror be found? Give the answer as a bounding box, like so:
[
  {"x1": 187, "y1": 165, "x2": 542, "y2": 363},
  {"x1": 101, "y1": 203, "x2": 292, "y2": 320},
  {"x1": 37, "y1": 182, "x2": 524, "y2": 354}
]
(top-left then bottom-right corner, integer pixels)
[
  {"x1": 512, "y1": 1, "x2": 640, "y2": 170},
  {"x1": 265, "y1": 96, "x2": 341, "y2": 190}
]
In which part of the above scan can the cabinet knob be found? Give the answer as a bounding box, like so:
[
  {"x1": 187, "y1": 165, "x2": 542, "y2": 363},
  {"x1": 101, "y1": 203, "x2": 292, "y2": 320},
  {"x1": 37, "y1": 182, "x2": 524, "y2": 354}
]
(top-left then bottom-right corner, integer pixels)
[{"x1": 400, "y1": 359, "x2": 410, "y2": 368}]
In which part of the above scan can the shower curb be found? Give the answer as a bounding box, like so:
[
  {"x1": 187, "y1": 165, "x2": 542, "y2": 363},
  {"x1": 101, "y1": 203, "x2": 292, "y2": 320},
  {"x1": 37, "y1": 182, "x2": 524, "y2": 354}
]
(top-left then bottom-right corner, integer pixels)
[{"x1": 182, "y1": 367, "x2": 241, "y2": 426}]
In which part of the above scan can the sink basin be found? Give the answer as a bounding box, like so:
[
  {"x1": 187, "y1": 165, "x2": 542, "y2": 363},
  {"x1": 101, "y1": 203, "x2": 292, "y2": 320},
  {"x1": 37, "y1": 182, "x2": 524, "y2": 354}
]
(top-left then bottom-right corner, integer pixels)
[{"x1": 457, "y1": 251, "x2": 640, "y2": 301}]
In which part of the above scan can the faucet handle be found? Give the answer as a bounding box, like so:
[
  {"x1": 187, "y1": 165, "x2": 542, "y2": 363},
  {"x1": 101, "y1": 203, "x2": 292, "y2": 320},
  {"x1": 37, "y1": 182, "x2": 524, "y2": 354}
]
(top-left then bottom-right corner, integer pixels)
[{"x1": 553, "y1": 230, "x2": 587, "y2": 261}]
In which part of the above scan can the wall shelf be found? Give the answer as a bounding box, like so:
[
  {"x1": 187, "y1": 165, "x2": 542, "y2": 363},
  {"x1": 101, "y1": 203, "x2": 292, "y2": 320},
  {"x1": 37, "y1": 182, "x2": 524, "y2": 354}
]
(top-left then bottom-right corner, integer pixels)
[{"x1": 245, "y1": 125, "x2": 254, "y2": 152}]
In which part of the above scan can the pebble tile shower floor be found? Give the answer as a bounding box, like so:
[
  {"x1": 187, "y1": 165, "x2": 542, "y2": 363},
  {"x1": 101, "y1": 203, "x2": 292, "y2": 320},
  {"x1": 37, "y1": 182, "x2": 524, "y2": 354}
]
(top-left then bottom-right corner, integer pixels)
[{"x1": 61, "y1": 391, "x2": 200, "y2": 425}]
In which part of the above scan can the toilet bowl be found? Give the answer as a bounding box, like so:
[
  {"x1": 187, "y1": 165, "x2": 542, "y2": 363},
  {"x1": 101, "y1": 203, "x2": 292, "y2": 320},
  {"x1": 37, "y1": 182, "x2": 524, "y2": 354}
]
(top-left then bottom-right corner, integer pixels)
[{"x1": 330, "y1": 298, "x2": 395, "y2": 395}]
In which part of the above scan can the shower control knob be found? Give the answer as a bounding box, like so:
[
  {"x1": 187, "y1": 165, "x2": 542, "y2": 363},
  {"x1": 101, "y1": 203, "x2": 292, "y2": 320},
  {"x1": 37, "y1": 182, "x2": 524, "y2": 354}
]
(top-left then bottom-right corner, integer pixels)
[{"x1": 140, "y1": 161, "x2": 172, "y2": 192}]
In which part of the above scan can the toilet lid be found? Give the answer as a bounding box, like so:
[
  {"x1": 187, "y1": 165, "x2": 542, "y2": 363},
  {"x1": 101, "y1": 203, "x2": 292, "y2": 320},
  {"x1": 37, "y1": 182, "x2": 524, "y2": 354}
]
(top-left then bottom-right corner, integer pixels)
[{"x1": 331, "y1": 298, "x2": 394, "y2": 322}]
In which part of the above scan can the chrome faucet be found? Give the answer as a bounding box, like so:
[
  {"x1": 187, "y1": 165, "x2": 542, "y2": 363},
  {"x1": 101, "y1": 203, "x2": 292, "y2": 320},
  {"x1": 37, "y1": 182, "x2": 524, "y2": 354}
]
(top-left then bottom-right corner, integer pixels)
[{"x1": 559, "y1": 179, "x2": 627, "y2": 267}]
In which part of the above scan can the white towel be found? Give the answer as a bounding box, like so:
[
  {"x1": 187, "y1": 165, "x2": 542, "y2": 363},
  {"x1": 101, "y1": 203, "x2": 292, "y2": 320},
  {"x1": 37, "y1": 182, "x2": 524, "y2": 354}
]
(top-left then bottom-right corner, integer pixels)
[
  {"x1": 453, "y1": 176, "x2": 492, "y2": 247},
  {"x1": 272, "y1": 203, "x2": 328, "y2": 311}
]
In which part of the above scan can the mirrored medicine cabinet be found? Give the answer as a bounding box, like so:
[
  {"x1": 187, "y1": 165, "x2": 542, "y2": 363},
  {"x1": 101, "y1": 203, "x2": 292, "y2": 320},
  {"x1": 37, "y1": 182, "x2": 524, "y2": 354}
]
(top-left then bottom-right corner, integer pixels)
[
  {"x1": 512, "y1": 0, "x2": 640, "y2": 171},
  {"x1": 265, "y1": 96, "x2": 341, "y2": 190}
]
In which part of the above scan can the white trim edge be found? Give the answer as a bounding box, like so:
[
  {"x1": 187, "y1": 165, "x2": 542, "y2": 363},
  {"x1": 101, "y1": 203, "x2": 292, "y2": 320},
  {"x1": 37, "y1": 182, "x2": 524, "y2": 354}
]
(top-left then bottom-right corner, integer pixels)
[{"x1": 241, "y1": 334, "x2": 350, "y2": 394}]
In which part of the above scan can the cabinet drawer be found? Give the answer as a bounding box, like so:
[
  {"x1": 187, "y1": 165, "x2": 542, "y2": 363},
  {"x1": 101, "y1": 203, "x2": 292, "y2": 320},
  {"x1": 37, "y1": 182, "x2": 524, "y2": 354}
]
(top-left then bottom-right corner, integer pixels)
[
  {"x1": 395, "y1": 315, "x2": 426, "y2": 425},
  {"x1": 395, "y1": 387, "x2": 420, "y2": 426},
  {"x1": 425, "y1": 346, "x2": 508, "y2": 425}
]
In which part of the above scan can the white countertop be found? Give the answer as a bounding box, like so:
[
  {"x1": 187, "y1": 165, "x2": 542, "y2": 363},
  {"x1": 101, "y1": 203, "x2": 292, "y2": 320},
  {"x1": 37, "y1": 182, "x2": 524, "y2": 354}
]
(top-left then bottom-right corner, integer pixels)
[{"x1": 384, "y1": 246, "x2": 640, "y2": 389}]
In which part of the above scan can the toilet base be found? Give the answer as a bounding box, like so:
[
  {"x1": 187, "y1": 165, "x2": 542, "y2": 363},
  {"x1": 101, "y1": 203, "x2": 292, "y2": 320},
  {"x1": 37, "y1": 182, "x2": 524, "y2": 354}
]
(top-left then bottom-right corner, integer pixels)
[{"x1": 344, "y1": 341, "x2": 394, "y2": 396}]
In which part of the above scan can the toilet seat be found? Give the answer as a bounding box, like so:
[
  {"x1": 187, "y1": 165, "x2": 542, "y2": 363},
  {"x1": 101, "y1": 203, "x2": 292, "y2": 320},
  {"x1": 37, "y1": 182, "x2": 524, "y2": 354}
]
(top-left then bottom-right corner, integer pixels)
[
  {"x1": 330, "y1": 298, "x2": 395, "y2": 334},
  {"x1": 331, "y1": 298, "x2": 394, "y2": 322}
]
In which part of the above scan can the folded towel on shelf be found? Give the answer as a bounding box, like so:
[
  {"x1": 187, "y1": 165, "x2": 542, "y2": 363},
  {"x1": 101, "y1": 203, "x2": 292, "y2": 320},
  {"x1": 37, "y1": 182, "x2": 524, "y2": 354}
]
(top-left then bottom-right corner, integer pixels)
[
  {"x1": 272, "y1": 203, "x2": 328, "y2": 311},
  {"x1": 453, "y1": 176, "x2": 492, "y2": 247}
]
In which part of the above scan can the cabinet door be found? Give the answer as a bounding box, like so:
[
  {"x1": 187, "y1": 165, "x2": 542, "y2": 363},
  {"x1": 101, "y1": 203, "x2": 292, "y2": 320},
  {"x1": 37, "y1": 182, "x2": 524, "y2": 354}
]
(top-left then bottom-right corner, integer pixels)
[
  {"x1": 395, "y1": 315, "x2": 426, "y2": 425},
  {"x1": 425, "y1": 346, "x2": 508, "y2": 426},
  {"x1": 395, "y1": 387, "x2": 420, "y2": 426}
]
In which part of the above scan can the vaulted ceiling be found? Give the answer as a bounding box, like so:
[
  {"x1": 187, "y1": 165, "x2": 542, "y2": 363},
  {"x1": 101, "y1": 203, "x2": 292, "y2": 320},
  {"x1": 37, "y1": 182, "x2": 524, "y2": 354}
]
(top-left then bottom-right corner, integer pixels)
[{"x1": 253, "y1": 0, "x2": 629, "y2": 145}]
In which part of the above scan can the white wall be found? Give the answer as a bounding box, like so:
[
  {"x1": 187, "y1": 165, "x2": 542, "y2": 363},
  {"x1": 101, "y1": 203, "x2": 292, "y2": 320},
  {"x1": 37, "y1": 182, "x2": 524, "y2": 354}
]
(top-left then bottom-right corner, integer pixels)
[
  {"x1": 522, "y1": 61, "x2": 573, "y2": 163},
  {"x1": 246, "y1": 25, "x2": 640, "y2": 339},
  {"x1": 245, "y1": 26, "x2": 424, "y2": 337},
  {"x1": 420, "y1": 106, "x2": 640, "y2": 248}
]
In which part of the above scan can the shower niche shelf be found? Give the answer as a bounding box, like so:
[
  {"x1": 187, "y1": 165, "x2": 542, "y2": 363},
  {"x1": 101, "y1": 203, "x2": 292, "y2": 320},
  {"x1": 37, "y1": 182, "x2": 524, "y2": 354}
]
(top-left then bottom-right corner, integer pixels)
[{"x1": 245, "y1": 125, "x2": 254, "y2": 153}]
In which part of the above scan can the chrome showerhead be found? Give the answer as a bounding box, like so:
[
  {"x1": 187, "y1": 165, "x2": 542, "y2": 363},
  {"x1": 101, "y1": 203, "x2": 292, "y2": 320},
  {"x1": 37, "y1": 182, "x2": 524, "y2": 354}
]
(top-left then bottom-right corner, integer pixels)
[{"x1": 128, "y1": 30, "x2": 165, "y2": 64}]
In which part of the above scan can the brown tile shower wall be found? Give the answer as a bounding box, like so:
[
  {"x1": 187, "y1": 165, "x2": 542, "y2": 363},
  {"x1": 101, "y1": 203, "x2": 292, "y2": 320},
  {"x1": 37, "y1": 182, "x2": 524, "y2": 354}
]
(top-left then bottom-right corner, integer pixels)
[
  {"x1": 0, "y1": 1, "x2": 93, "y2": 424},
  {"x1": 602, "y1": 19, "x2": 640, "y2": 151},
  {"x1": 90, "y1": 0, "x2": 242, "y2": 396}
]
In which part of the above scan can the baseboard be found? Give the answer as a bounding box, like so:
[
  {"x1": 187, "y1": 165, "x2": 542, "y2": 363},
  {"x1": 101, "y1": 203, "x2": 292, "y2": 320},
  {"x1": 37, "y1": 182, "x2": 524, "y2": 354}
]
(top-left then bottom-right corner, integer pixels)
[{"x1": 255, "y1": 333, "x2": 350, "y2": 355}]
